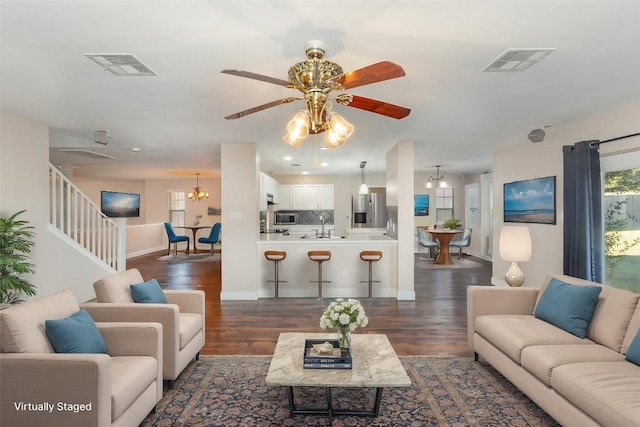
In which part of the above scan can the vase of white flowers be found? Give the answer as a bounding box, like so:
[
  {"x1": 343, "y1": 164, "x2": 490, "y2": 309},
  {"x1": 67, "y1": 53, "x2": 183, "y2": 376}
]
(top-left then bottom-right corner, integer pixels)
[{"x1": 319, "y1": 298, "x2": 368, "y2": 348}]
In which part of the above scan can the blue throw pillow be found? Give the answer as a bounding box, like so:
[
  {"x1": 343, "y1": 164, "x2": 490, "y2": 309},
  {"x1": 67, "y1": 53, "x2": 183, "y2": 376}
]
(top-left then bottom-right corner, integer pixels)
[
  {"x1": 45, "y1": 309, "x2": 107, "y2": 354},
  {"x1": 626, "y1": 330, "x2": 640, "y2": 366},
  {"x1": 534, "y1": 278, "x2": 602, "y2": 338},
  {"x1": 130, "y1": 278, "x2": 167, "y2": 304}
]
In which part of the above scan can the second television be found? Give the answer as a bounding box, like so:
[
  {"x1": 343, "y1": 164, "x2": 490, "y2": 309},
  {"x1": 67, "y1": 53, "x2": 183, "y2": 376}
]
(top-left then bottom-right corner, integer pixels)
[{"x1": 101, "y1": 191, "x2": 140, "y2": 218}]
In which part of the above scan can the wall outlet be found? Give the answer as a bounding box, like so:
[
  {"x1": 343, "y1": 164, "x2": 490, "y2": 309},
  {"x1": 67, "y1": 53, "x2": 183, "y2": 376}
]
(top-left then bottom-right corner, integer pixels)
[{"x1": 342, "y1": 271, "x2": 348, "y2": 278}]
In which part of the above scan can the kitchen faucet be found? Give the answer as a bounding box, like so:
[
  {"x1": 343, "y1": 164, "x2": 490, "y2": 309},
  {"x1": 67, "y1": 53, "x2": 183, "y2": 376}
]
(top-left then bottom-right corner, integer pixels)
[{"x1": 320, "y1": 215, "x2": 325, "y2": 238}]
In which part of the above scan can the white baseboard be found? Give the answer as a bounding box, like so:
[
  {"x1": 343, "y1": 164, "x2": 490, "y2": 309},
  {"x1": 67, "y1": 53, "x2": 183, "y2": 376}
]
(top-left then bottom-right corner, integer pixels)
[{"x1": 220, "y1": 290, "x2": 259, "y2": 300}]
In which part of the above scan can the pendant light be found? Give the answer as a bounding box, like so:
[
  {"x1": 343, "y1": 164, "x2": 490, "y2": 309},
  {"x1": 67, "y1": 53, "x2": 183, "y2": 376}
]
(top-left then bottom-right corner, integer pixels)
[{"x1": 358, "y1": 161, "x2": 369, "y2": 195}]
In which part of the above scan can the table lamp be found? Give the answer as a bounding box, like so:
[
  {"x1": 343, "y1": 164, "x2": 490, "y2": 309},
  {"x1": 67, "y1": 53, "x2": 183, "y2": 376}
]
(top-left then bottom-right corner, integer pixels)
[{"x1": 499, "y1": 226, "x2": 532, "y2": 287}]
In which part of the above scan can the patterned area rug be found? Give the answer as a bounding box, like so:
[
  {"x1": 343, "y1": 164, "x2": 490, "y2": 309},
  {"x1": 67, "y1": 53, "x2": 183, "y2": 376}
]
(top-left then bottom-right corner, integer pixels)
[
  {"x1": 156, "y1": 254, "x2": 220, "y2": 262},
  {"x1": 414, "y1": 254, "x2": 483, "y2": 269},
  {"x1": 141, "y1": 355, "x2": 559, "y2": 427}
]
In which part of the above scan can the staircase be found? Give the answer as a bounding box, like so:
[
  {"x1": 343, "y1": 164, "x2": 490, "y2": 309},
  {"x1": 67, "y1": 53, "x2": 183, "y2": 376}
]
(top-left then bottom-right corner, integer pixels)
[{"x1": 48, "y1": 164, "x2": 124, "y2": 271}]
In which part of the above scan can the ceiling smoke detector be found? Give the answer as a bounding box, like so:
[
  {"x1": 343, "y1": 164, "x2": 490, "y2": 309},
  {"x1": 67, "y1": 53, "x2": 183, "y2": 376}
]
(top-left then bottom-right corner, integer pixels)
[
  {"x1": 94, "y1": 130, "x2": 110, "y2": 145},
  {"x1": 528, "y1": 125, "x2": 552, "y2": 143}
]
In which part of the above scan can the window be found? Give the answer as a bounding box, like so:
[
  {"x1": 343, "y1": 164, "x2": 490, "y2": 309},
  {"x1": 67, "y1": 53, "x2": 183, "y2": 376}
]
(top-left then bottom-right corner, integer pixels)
[
  {"x1": 169, "y1": 191, "x2": 186, "y2": 227},
  {"x1": 436, "y1": 187, "x2": 454, "y2": 223},
  {"x1": 603, "y1": 168, "x2": 640, "y2": 292}
]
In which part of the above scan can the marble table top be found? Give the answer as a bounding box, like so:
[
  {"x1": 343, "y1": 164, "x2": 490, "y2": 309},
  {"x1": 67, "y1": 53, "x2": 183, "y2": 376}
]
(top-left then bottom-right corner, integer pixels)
[{"x1": 265, "y1": 332, "x2": 411, "y2": 388}]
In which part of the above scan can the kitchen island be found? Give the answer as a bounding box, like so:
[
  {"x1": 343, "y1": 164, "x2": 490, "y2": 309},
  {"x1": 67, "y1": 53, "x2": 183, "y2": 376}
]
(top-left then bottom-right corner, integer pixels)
[{"x1": 257, "y1": 233, "x2": 398, "y2": 298}]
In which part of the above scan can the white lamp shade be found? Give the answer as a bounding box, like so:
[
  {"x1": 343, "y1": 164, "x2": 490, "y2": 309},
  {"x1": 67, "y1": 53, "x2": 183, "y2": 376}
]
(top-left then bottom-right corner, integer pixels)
[
  {"x1": 499, "y1": 226, "x2": 532, "y2": 262},
  {"x1": 358, "y1": 183, "x2": 369, "y2": 195}
]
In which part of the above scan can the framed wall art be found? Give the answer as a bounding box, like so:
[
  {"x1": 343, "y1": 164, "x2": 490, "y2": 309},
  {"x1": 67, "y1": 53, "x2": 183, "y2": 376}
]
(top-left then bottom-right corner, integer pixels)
[
  {"x1": 414, "y1": 194, "x2": 429, "y2": 216},
  {"x1": 504, "y1": 176, "x2": 556, "y2": 224}
]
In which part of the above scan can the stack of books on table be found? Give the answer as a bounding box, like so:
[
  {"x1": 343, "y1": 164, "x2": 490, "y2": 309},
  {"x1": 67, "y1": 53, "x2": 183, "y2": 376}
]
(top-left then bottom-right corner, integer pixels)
[{"x1": 303, "y1": 339, "x2": 352, "y2": 369}]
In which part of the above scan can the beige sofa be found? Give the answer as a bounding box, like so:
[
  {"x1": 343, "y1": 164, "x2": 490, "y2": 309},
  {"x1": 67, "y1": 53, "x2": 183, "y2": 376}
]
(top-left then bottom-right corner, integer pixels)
[
  {"x1": 468, "y1": 274, "x2": 640, "y2": 427},
  {"x1": 81, "y1": 268, "x2": 205, "y2": 386},
  {"x1": 0, "y1": 289, "x2": 162, "y2": 427}
]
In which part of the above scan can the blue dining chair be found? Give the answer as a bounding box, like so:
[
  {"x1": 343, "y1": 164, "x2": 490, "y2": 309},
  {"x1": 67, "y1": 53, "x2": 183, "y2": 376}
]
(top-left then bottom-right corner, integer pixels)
[
  {"x1": 449, "y1": 228, "x2": 472, "y2": 259},
  {"x1": 164, "y1": 222, "x2": 190, "y2": 255},
  {"x1": 417, "y1": 227, "x2": 439, "y2": 259},
  {"x1": 198, "y1": 222, "x2": 221, "y2": 254}
]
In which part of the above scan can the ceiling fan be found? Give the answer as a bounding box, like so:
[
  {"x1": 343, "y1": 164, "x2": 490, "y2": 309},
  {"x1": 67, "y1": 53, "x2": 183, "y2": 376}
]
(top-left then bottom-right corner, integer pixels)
[{"x1": 222, "y1": 40, "x2": 411, "y2": 148}]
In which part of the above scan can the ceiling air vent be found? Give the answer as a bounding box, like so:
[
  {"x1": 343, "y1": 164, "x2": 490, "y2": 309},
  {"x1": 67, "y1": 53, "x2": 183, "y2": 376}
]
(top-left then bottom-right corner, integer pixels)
[
  {"x1": 84, "y1": 54, "x2": 157, "y2": 76},
  {"x1": 483, "y1": 48, "x2": 555, "y2": 72}
]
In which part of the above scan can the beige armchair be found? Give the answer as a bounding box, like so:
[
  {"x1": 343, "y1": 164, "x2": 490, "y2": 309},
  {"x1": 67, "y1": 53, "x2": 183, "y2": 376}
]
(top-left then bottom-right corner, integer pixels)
[
  {"x1": 82, "y1": 268, "x2": 205, "y2": 387},
  {"x1": 0, "y1": 289, "x2": 162, "y2": 427}
]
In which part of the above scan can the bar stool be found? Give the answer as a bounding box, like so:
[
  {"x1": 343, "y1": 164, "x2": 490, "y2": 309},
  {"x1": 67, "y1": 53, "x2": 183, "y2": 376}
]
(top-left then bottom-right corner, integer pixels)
[
  {"x1": 308, "y1": 250, "x2": 331, "y2": 298},
  {"x1": 359, "y1": 250, "x2": 383, "y2": 298},
  {"x1": 264, "y1": 251, "x2": 287, "y2": 298}
]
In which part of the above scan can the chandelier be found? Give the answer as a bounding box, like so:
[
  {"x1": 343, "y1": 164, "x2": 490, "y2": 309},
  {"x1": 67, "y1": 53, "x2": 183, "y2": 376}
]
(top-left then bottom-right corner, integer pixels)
[
  {"x1": 188, "y1": 173, "x2": 209, "y2": 201},
  {"x1": 425, "y1": 165, "x2": 447, "y2": 189}
]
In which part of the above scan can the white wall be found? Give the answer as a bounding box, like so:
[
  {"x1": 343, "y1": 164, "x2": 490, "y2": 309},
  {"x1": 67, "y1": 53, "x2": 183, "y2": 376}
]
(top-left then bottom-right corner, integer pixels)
[
  {"x1": 1, "y1": 113, "x2": 112, "y2": 302},
  {"x1": 220, "y1": 143, "x2": 260, "y2": 299},
  {"x1": 387, "y1": 141, "x2": 416, "y2": 300},
  {"x1": 492, "y1": 100, "x2": 640, "y2": 287}
]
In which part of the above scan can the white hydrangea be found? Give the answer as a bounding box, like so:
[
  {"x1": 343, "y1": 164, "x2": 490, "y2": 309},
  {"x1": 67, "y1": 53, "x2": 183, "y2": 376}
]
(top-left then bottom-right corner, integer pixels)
[{"x1": 319, "y1": 298, "x2": 368, "y2": 332}]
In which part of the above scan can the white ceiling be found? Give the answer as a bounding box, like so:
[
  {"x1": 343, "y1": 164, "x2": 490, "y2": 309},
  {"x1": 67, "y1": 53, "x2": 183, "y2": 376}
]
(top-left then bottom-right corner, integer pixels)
[{"x1": 2, "y1": 1, "x2": 639, "y2": 181}]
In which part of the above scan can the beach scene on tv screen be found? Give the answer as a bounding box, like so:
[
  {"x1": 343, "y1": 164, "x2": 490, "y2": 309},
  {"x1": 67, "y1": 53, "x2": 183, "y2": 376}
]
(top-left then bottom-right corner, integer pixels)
[
  {"x1": 504, "y1": 177, "x2": 555, "y2": 224},
  {"x1": 102, "y1": 192, "x2": 140, "y2": 218}
]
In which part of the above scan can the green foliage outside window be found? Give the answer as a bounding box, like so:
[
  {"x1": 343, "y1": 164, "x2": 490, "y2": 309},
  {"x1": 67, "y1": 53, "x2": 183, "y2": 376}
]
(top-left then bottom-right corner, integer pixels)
[{"x1": 604, "y1": 169, "x2": 640, "y2": 292}]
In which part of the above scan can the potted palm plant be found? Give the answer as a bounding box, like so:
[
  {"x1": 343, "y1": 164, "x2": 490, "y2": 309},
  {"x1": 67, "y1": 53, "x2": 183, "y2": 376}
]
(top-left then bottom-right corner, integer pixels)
[{"x1": 0, "y1": 210, "x2": 36, "y2": 306}]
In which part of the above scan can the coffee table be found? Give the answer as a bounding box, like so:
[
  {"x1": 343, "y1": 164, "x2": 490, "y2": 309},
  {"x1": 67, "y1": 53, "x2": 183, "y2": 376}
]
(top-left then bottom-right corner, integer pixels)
[{"x1": 266, "y1": 332, "x2": 411, "y2": 424}]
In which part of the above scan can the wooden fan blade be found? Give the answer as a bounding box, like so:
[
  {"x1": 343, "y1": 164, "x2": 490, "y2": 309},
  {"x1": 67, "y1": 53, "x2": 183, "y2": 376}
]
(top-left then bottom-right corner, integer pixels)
[
  {"x1": 224, "y1": 97, "x2": 298, "y2": 119},
  {"x1": 345, "y1": 95, "x2": 411, "y2": 119},
  {"x1": 221, "y1": 69, "x2": 290, "y2": 87},
  {"x1": 329, "y1": 61, "x2": 406, "y2": 90}
]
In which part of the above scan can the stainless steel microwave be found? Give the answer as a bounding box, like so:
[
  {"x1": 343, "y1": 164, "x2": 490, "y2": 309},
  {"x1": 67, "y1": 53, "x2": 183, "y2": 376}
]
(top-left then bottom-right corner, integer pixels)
[{"x1": 275, "y1": 212, "x2": 297, "y2": 225}]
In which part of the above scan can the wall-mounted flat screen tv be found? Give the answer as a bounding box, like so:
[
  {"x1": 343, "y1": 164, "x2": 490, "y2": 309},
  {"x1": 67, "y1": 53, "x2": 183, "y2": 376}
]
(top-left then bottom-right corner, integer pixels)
[{"x1": 101, "y1": 191, "x2": 140, "y2": 218}]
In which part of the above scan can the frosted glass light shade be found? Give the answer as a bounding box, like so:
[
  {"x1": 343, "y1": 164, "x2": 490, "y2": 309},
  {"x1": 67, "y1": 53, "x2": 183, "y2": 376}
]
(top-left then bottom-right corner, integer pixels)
[
  {"x1": 328, "y1": 113, "x2": 354, "y2": 141},
  {"x1": 499, "y1": 226, "x2": 532, "y2": 262}
]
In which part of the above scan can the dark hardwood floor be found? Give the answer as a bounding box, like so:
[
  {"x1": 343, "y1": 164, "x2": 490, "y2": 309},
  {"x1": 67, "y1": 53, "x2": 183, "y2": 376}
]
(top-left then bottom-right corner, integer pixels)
[{"x1": 126, "y1": 251, "x2": 492, "y2": 357}]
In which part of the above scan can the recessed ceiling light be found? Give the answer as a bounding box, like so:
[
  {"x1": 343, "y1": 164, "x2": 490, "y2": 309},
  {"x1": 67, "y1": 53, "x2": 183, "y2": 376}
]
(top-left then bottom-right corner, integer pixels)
[
  {"x1": 302, "y1": 171, "x2": 309, "y2": 175},
  {"x1": 131, "y1": 147, "x2": 141, "y2": 153},
  {"x1": 284, "y1": 156, "x2": 292, "y2": 161},
  {"x1": 320, "y1": 162, "x2": 328, "y2": 167},
  {"x1": 320, "y1": 147, "x2": 329, "y2": 150}
]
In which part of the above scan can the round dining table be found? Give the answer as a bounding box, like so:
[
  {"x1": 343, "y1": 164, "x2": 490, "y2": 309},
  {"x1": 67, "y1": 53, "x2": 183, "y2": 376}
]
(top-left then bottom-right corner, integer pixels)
[
  {"x1": 428, "y1": 229, "x2": 462, "y2": 265},
  {"x1": 176, "y1": 226, "x2": 211, "y2": 254}
]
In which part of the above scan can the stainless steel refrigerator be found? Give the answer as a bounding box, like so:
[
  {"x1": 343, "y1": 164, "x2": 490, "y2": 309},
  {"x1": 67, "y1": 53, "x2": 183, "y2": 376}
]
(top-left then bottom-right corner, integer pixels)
[{"x1": 352, "y1": 193, "x2": 387, "y2": 228}]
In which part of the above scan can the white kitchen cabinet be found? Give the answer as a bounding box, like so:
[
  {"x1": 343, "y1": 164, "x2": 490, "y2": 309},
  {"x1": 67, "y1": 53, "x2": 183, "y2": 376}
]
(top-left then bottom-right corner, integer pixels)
[
  {"x1": 259, "y1": 172, "x2": 268, "y2": 211},
  {"x1": 259, "y1": 172, "x2": 280, "y2": 210},
  {"x1": 277, "y1": 184, "x2": 334, "y2": 210},
  {"x1": 291, "y1": 185, "x2": 306, "y2": 209},
  {"x1": 318, "y1": 185, "x2": 334, "y2": 209},
  {"x1": 279, "y1": 185, "x2": 292, "y2": 209}
]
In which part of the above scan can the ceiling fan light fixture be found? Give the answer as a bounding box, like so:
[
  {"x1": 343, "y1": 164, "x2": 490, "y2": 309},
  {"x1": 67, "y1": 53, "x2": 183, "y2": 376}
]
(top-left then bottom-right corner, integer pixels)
[
  {"x1": 282, "y1": 133, "x2": 303, "y2": 148},
  {"x1": 286, "y1": 110, "x2": 310, "y2": 140},
  {"x1": 325, "y1": 128, "x2": 346, "y2": 149},
  {"x1": 328, "y1": 113, "x2": 354, "y2": 141}
]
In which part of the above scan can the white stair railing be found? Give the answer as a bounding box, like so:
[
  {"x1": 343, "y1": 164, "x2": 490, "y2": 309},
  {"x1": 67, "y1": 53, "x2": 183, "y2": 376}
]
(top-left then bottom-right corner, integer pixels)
[{"x1": 49, "y1": 164, "x2": 122, "y2": 270}]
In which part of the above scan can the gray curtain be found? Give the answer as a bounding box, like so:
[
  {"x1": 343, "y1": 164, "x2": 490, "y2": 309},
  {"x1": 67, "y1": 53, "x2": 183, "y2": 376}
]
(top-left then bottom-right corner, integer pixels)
[{"x1": 562, "y1": 140, "x2": 604, "y2": 282}]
